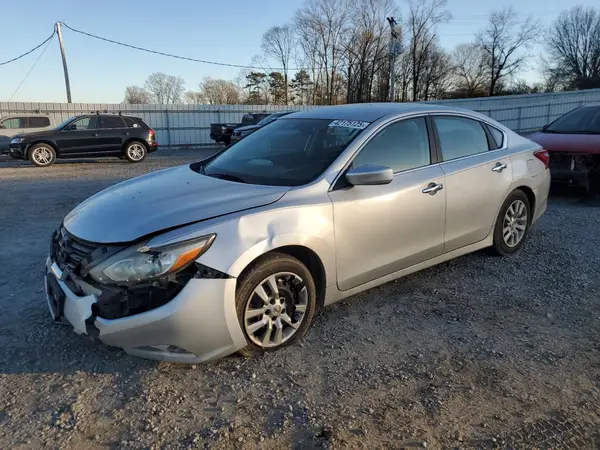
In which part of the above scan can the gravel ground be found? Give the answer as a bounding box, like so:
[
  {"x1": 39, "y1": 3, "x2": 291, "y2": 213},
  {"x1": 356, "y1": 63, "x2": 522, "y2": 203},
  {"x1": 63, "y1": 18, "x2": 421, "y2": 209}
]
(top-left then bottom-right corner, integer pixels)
[{"x1": 0, "y1": 151, "x2": 599, "y2": 449}]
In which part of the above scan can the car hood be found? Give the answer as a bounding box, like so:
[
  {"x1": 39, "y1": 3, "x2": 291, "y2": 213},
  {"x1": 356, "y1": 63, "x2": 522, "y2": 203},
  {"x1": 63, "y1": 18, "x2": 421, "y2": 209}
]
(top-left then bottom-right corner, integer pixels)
[
  {"x1": 64, "y1": 165, "x2": 289, "y2": 244},
  {"x1": 528, "y1": 131, "x2": 600, "y2": 155},
  {"x1": 234, "y1": 125, "x2": 260, "y2": 133}
]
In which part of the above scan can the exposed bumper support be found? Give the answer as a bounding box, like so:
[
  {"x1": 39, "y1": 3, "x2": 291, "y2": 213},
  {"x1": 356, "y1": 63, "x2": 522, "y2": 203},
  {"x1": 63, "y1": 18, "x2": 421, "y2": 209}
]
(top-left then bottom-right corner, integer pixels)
[{"x1": 45, "y1": 258, "x2": 247, "y2": 363}]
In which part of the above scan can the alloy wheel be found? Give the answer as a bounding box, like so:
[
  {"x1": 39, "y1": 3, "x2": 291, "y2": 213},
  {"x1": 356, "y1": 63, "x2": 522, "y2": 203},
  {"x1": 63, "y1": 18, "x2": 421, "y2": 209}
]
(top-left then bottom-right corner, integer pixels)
[
  {"x1": 503, "y1": 199, "x2": 528, "y2": 247},
  {"x1": 32, "y1": 146, "x2": 53, "y2": 165},
  {"x1": 243, "y1": 272, "x2": 309, "y2": 348},
  {"x1": 127, "y1": 144, "x2": 145, "y2": 161}
]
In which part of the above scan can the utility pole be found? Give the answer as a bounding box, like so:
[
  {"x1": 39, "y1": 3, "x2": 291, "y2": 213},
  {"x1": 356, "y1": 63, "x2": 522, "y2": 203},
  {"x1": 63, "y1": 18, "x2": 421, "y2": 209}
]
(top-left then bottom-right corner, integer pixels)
[
  {"x1": 55, "y1": 22, "x2": 72, "y2": 103},
  {"x1": 387, "y1": 17, "x2": 401, "y2": 103}
]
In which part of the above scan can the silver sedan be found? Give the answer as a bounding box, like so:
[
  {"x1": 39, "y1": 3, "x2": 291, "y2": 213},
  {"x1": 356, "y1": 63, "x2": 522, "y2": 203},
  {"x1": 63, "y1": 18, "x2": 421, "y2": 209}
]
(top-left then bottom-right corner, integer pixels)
[{"x1": 45, "y1": 104, "x2": 550, "y2": 363}]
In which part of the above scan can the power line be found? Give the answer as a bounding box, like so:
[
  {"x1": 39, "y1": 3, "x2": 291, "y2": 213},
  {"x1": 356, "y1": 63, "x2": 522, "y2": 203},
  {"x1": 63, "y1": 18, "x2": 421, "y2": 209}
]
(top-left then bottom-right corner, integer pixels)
[
  {"x1": 0, "y1": 31, "x2": 56, "y2": 66},
  {"x1": 8, "y1": 35, "x2": 55, "y2": 101},
  {"x1": 60, "y1": 22, "x2": 301, "y2": 71}
]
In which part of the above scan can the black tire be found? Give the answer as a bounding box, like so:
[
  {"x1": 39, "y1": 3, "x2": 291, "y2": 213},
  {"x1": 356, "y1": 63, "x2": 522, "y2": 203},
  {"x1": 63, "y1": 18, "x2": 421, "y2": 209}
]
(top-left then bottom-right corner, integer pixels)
[
  {"x1": 123, "y1": 140, "x2": 147, "y2": 163},
  {"x1": 489, "y1": 189, "x2": 531, "y2": 256},
  {"x1": 28, "y1": 143, "x2": 56, "y2": 167},
  {"x1": 235, "y1": 253, "x2": 317, "y2": 357}
]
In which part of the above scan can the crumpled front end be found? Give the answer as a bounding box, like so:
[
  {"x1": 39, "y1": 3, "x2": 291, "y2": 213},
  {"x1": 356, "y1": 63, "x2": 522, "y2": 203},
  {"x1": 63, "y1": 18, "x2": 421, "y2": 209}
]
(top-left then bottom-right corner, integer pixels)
[{"x1": 45, "y1": 227, "x2": 247, "y2": 363}]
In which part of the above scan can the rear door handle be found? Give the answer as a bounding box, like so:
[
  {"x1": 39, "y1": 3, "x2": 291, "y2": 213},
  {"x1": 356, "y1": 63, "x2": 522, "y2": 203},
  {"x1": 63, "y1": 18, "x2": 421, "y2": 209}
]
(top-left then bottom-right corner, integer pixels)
[
  {"x1": 492, "y1": 162, "x2": 507, "y2": 173},
  {"x1": 123, "y1": 132, "x2": 129, "y2": 136},
  {"x1": 92, "y1": 133, "x2": 99, "y2": 137},
  {"x1": 422, "y1": 182, "x2": 444, "y2": 195}
]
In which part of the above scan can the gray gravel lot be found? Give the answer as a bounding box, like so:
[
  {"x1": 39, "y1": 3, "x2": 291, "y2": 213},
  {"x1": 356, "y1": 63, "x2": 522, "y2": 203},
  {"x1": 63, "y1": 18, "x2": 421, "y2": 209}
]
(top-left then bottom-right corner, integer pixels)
[{"x1": 0, "y1": 151, "x2": 599, "y2": 449}]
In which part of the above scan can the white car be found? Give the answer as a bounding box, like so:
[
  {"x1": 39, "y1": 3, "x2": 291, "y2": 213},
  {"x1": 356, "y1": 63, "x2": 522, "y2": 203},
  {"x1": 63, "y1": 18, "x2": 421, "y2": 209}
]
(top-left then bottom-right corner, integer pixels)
[{"x1": 0, "y1": 114, "x2": 54, "y2": 154}]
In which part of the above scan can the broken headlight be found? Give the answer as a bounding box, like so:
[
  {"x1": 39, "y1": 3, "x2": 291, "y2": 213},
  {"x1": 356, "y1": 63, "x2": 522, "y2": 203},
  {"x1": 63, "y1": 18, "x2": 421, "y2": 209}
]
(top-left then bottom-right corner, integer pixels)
[{"x1": 89, "y1": 234, "x2": 215, "y2": 284}]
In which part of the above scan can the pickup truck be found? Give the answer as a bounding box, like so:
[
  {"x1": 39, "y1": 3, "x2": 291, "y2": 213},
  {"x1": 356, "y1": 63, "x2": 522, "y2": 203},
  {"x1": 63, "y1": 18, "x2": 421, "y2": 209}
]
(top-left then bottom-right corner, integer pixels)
[{"x1": 210, "y1": 112, "x2": 270, "y2": 145}]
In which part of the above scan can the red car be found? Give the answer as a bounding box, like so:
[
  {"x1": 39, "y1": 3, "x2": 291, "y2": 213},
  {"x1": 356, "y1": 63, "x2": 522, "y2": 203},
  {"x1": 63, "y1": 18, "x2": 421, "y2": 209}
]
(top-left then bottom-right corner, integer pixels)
[{"x1": 528, "y1": 105, "x2": 600, "y2": 193}]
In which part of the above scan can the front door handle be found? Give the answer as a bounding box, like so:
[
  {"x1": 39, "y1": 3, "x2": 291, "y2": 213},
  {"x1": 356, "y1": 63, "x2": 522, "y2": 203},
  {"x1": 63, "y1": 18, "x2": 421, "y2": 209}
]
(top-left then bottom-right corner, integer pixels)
[
  {"x1": 422, "y1": 182, "x2": 444, "y2": 195},
  {"x1": 92, "y1": 133, "x2": 99, "y2": 137},
  {"x1": 123, "y1": 132, "x2": 129, "y2": 136},
  {"x1": 492, "y1": 162, "x2": 507, "y2": 173}
]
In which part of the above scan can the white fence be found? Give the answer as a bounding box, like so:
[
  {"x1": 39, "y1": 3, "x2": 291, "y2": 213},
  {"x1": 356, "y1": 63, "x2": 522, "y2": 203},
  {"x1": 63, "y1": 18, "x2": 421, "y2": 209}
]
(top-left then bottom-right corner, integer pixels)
[{"x1": 2, "y1": 88, "x2": 600, "y2": 148}]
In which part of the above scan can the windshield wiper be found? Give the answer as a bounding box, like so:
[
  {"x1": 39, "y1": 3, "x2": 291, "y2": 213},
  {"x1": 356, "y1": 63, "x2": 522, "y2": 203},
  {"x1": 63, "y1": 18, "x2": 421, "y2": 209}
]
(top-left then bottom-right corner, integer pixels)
[{"x1": 205, "y1": 172, "x2": 248, "y2": 183}]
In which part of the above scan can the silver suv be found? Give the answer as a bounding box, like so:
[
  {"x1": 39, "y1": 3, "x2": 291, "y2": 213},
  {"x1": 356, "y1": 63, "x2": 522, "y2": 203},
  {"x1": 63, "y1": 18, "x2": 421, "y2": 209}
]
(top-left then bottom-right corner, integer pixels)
[{"x1": 0, "y1": 114, "x2": 53, "y2": 153}]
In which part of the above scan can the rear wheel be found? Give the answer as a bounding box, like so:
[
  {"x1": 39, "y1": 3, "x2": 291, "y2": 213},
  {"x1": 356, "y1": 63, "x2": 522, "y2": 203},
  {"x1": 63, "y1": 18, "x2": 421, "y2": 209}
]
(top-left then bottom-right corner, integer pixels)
[
  {"x1": 28, "y1": 143, "x2": 56, "y2": 167},
  {"x1": 124, "y1": 141, "x2": 147, "y2": 163},
  {"x1": 490, "y1": 190, "x2": 531, "y2": 256},
  {"x1": 236, "y1": 253, "x2": 317, "y2": 357}
]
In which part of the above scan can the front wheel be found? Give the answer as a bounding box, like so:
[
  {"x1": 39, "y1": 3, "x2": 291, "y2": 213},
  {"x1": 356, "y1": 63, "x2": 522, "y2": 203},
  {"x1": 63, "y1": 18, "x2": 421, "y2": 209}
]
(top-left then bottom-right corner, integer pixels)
[
  {"x1": 489, "y1": 190, "x2": 531, "y2": 256},
  {"x1": 236, "y1": 253, "x2": 317, "y2": 357},
  {"x1": 124, "y1": 141, "x2": 147, "y2": 163},
  {"x1": 29, "y1": 144, "x2": 56, "y2": 167}
]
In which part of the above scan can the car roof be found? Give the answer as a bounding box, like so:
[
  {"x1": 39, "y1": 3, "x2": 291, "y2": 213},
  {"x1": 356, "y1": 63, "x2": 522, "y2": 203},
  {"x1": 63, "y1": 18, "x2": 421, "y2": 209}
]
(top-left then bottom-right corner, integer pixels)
[{"x1": 285, "y1": 103, "x2": 474, "y2": 122}]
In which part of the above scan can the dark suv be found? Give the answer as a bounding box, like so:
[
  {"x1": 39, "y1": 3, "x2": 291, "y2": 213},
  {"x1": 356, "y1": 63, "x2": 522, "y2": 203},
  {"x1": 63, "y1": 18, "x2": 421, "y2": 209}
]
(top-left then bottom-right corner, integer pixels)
[{"x1": 8, "y1": 113, "x2": 158, "y2": 167}]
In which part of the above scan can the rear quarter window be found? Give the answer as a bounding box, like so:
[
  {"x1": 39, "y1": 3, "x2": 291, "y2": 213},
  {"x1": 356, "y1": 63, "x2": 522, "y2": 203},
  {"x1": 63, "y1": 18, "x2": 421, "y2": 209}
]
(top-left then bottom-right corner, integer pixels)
[
  {"x1": 28, "y1": 116, "x2": 51, "y2": 127},
  {"x1": 123, "y1": 117, "x2": 142, "y2": 128},
  {"x1": 488, "y1": 126, "x2": 505, "y2": 149}
]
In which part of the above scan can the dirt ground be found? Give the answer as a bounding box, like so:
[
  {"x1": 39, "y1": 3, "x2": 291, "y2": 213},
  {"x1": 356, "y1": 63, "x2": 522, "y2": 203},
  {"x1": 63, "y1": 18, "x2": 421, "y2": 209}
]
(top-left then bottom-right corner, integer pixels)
[{"x1": 0, "y1": 151, "x2": 599, "y2": 449}]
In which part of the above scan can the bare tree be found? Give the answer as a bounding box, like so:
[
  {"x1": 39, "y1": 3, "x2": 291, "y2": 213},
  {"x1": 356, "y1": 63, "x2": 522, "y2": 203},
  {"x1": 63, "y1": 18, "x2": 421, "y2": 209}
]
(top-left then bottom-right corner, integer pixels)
[
  {"x1": 345, "y1": 0, "x2": 397, "y2": 103},
  {"x1": 545, "y1": 6, "x2": 600, "y2": 90},
  {"x1": 262, "y1": 25, "x2": 295, "y2": 103},
  {"x1": 419, "y1": 42, "x2": 453, "y2": 100},
  {"x1": 183, "y1": 91, "x2": 204, "y2": 104},
  {"x1": 123, "y1": 86, "x2": 152, "y2": 104},
  {"x1": 451, "y1": 43, "x2": 488, "y2": 96},
  {"x1": 477, "y1": 7, "x2": 539, "y2": 96},
  {"x1": 144, "y1": 72, "x2": 185, "y2": 104},
  {"x1": 196, "y1": 77, "x2": 241, "y2": 104},
  {"x1": 404, "y1": 0, "x2": 451, "y2": 101},
  {"x1": 295, "y1": 0, "x2": 350, "y2": 105}
]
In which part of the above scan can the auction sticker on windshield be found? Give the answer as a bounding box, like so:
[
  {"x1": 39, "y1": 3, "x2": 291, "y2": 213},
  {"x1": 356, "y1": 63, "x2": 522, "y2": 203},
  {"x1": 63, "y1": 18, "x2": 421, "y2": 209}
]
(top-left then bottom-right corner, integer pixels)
[{"x1": 329, "y1": 120, "x2": 370, "y2": 130}]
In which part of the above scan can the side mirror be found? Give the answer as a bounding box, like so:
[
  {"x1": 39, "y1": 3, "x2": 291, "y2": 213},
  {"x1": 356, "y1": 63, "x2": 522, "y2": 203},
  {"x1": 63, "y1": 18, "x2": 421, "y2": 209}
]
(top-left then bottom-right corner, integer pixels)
[
  {"x1": 541, "y1": 124, "x2": 549, "y2": 131},
  {"x1": 65, "y1": 124, "x2": 77, "y2": 130},
  {"x1": 345, "y1": 164, "x2": 393, "y2": 186}
]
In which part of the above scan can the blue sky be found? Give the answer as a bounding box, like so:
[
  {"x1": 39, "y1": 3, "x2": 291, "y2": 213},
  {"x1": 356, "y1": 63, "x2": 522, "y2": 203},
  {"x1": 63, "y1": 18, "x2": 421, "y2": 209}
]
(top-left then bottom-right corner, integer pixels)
[{"x1": 0, "y1": 0, "x2": 588, "y2": 103}]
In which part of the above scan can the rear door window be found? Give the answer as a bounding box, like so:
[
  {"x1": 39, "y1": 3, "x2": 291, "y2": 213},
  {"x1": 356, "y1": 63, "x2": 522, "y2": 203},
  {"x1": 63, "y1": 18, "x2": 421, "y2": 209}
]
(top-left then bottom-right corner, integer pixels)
[
  {"x1": 1, "y1": 117, "x2": 26, "y2": 129},
  {"x1": 434, "y1": 116, "x2": 490, "y2": 161},
  {"x1": 28, "y1": 116, "x2": 51, "y2": 128},
  {"x1": 101, "y1": 116, "x2": 126, "y2": 129}
]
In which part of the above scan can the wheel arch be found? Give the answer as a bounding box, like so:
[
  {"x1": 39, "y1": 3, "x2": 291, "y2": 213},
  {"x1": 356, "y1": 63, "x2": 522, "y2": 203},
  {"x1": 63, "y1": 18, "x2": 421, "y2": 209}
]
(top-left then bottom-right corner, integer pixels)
[
  {"x1": 514, "y1": 185, "x2": 536, "y2": 217},
  {"x1": 122, "y1": 137, "x2": 149, "y2": 151},
  {"x1": 236, "y1": 245, "x2": 328, "y2": 309},
  {"x1": 27, "y1": 140, "x2": 60, "y2": 158}
]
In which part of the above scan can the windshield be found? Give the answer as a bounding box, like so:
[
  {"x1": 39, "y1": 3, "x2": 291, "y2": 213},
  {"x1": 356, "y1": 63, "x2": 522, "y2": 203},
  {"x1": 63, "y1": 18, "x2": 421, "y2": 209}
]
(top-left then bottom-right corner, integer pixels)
[
  {"x1": 256, "y1": 114, "x2": 277, "y2": 127},
  {"x1": 202, "y1": 118, "x2": 369, "y2": 186},
  {"x1": 545, "y1": 107, "x2": 600, "y2": 134},
  {"x1": 55, "y1": 116, "x2": 77, "y2": 130}
]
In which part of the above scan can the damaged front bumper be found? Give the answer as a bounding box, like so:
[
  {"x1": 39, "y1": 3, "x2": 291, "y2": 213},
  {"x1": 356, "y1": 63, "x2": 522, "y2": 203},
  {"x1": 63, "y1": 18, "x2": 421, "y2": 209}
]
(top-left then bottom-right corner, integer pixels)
[{"x1": 45, "y1": 257, "x2": 247, "y2": 363}]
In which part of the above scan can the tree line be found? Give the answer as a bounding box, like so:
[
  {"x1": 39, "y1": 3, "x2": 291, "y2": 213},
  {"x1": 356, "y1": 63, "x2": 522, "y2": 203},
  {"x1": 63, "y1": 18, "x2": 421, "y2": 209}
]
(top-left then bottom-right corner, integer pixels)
[{"x1": 124, "y1": 1, "x2": 600, "y2": 105}]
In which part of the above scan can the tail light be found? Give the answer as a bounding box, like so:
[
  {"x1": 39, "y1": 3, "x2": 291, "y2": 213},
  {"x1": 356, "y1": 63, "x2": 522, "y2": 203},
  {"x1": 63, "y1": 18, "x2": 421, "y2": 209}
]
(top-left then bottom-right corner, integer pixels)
[
  {"x1": 148, "y1": 128, "x2": 155, "y2": 141},
  {"x1": 534, "y1": 149, "x2": 550, "y2": 169}
]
